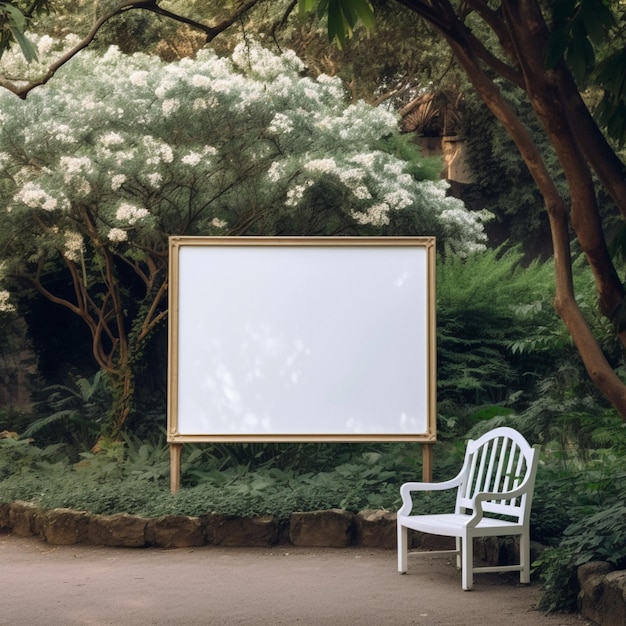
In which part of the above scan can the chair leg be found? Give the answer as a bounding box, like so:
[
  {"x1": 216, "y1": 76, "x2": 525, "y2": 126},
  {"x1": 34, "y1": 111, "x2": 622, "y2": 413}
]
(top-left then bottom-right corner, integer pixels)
[
  {"x1": 461, "y1": 535, "x2": 473, "y2": 591},
  {"x1": 398, "y1": 524, "x2": 408, "y2": 573},
  {"x1": 455, "y1": 537, "x2": 461, "y2": 570},
  {"x1": 519, "y1": 531, "x2": 530, "y2": 584}
]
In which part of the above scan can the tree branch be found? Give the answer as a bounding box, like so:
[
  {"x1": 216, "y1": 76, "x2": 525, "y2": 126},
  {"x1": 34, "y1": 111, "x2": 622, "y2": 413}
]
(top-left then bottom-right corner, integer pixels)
[{"x1": 0, "y1": 0, "x2": 267, "y2": 98}]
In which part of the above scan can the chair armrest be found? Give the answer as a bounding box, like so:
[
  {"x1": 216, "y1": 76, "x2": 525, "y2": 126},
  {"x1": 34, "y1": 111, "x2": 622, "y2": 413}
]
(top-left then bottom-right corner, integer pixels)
[
  {"x1": 398, "y1": 473, "x2": 464, "y2": 516},
  {"x1": 465, "y1": 480, "x2": 534, "y2": 527}
]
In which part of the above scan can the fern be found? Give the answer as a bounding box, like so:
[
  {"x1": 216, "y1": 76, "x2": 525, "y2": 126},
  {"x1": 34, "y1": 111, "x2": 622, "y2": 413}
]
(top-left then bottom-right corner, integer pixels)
[{"x1": 437, "y1": 247, "x2": 559, "y2": 410}]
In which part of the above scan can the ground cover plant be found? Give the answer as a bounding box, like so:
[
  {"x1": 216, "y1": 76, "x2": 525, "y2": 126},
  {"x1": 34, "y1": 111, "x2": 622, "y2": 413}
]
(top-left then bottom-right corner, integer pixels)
[{"x1": 0, "y1": 434, "x2": 440, "y2": 519}]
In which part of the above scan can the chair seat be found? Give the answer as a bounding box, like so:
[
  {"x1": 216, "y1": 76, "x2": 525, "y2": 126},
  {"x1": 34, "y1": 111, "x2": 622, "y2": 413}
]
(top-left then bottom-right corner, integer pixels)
[{"x1": 398, "y1": 513, "x2": 523, "y2": 537}]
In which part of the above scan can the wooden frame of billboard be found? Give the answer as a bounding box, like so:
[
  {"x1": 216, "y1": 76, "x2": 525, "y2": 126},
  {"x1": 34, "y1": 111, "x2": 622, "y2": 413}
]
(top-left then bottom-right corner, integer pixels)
[{"x1": 168, "y1": 237, "x2": 436, "y2": 492}]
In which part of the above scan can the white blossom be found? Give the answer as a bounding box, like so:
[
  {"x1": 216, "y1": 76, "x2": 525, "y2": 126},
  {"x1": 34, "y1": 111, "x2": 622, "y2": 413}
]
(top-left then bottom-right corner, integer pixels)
[
  {"x1": 338, "y1": 168, "x2": 365, "y2": 185},
  {"x1": 192, "y1": 98, "x2": 208, "y2": 111},
  {"x1": 384, "y1": 190, "x2": 413, "y2": 210},
  {"x1": 349, "y1": 153, "x2": 377, "y2": 168},
  {"x1": 111, "y1": 174, "x2": 127, "y2": 191},
  {"x1": 352, "y1": 186, "x2": 372, "y2": 200},
  {"x1": 146, "y1": 172, "x2": 163, "y2": 187},
  {"x1": 267, "y1": 161, "x2": 285, "y2": 183},
  {"x1": 36, "y1": 35, "x2": 55, "y2": 57},
  {"x1": 155, "y1": 78, "x2": 176, "y2": 98},
  {"x1": 162, "y1": 98, "x2": 180, "y2": 116},
  {"x1": 63, "y1": 231, "x2": 83, "y2": 262},
  {"x1": 60, "y1": 156, "x2": 92, "y2": 173},
  {"x1": 100, "y1": 132, "x2": 125, "y2": 148},
  {"x1": 112, "y1": 150, "x2": 136, "y2": 166},
  {"x1": 232, "y1": 41, "x2": 305, "y2": 79},
  {"x1": 13, "y1": 183, "x2": 58, "y2": 211},
  {"x1": 74, "y1": 177, "x2": 91, "y2": 197},
  {"x1": 81, "y1": 95, "x2": 98, "y2": 110},
  {"x1": 352, "y1": 203, "x2": 391, "y2": 226},
  {"x1": 0, "y1": 290, "x2": 15, "y2": 313},
  {"x1": 108, "y1": 228, "x2": 128, "y2": 242},
  {"x1": 268, "y1": 113, "x2": 294, "y2": 135},
  {"x1": 182, "y1": 152, "x2": 202, "y2": 166},
  {"x1": 191, "y1": 74, "x2": 212, "y2": 88},
  {"x1": 285, "y1": 180, "x2": 314, "y2": 207},
  {"x1": 0, "y1": 37, "x2": 488, "y2": 297},
  {"x1": 305, "y1": 158, "x2": 337, "y2": 175},
  {"x1": 144, "y1": 136, "x2": 174, "y2": 164},
  {"x1": 50, "y1": 123, "x2": 77, "y2": 144},
  {"x1": 383, "y1": 161, "x2": 404, "y2": 177},
  {"x1": 116, "y1": 202, "x2": 149, "y2": 224},
  {"x1": 129, "y1": 71, "x2": 149, "y2": 87}
]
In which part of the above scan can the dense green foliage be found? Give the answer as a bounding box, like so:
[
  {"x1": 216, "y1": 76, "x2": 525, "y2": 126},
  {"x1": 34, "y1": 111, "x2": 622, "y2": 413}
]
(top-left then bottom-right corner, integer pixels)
[
  {"x1": 0, "y1": 434, "x2": 439, "y2": 518},
  {"x1": 437, "y1": 247, "x2": 558, "y2": 414},
  {"x1": 461, "y1": 88, "x2": 564, "y2": 257}
]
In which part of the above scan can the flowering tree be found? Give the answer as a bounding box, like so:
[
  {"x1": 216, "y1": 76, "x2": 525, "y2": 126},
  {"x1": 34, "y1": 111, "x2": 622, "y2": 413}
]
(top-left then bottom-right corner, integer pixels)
[{"x1": 0, "y1": 37, "x2": 488, "y2": 437}]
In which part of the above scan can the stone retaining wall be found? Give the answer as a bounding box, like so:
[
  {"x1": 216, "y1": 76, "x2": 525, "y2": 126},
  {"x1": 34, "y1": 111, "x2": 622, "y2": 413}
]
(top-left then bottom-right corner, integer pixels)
[
  {"x1": 1, "y1": 501, "x2": 512, "y2": 555},
  {"x1": 0, "y1": 501, "x2": 408, "y2": 549}
]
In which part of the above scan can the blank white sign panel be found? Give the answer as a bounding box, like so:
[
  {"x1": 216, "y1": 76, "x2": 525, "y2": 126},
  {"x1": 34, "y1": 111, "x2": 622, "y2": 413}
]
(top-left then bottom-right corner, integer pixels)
[{"x1": 168, "y1": 237, "x2": 436, "y2": 441}]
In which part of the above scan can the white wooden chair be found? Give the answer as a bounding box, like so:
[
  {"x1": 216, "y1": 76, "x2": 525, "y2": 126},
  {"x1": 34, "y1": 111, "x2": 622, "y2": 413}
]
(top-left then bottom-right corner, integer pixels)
[{"x1": 397, "y1": 426, "x2": 539, "y2": 590}]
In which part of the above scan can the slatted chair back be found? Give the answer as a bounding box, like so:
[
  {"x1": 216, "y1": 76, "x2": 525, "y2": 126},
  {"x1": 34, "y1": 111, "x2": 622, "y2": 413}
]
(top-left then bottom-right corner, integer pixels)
[{"x1": 456, "y1": 428, "x2": 535, "y2": 524}]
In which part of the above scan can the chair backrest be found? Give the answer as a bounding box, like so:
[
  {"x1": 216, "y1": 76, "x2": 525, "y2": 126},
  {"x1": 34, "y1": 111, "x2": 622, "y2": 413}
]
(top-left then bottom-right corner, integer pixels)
[{"x1": 455, "y1": 427, "x2": 538, "y2": 524}]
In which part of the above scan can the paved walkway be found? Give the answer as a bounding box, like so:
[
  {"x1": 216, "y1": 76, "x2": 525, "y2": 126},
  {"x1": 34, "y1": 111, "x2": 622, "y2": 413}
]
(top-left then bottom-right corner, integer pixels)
[{"x1": 0, "y1": 534, "x2": 592, "y2": 625}]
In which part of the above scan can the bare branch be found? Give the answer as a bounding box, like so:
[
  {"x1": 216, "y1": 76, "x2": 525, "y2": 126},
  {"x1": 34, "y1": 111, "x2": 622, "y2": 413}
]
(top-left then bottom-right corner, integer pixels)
[{"x1": 0, "y1": 0, "x2": 267, "y2": 98}]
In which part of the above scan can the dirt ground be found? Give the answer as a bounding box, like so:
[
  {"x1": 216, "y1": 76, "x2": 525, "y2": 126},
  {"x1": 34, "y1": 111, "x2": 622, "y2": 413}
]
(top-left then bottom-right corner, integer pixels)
[{"x1": 0, "y1": 534, "x2": 593, "y2": 626}]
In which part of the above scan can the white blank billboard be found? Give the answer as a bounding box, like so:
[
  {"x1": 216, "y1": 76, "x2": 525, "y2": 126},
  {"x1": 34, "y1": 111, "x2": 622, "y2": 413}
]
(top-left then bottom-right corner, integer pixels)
[{"x1": 167, "y1": 237, "x2": 436, "y2": 442}]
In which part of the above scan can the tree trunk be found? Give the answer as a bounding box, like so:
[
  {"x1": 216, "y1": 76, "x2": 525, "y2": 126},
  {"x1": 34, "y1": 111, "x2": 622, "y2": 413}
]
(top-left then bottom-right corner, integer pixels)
[{"x1": 108, "y1": 364, "x2": 135, "y2": 440}]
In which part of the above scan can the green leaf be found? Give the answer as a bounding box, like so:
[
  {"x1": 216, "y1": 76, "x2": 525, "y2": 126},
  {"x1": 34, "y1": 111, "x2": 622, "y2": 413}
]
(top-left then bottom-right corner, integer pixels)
[
  {"x1": 327, "y1": 0, "x2": 351, "y2": 47},
  {"x1": 565, "y1": 34, "x2": 593, "y2": 83},
  {"x1": 0, "y1": 3, "x2": 27, "y2": 30},
  {"x1": 297, "y1": 0, "x2": 318, "y2": 16},
  {"x1": 348, "y1": 0, "x2": 375, "y2": 30},
  {"x1": 545, "y1": 24, "x2": 571, "y2": 69},
  {"x1": 596, "y1": 50, "x2": 626, "y2": 100},
  {"x1": 551, "y1": 0, "x2": 577, "y2": 22},
  {"x1": 301, "y1": 0, "x2": 375, "y2": 48},
  {"x1": 0, "y1": 3, "x2": 38, "y2": 63},
  {"x1": 579, "y1": 0, "x2": 615, "y2": 46}
]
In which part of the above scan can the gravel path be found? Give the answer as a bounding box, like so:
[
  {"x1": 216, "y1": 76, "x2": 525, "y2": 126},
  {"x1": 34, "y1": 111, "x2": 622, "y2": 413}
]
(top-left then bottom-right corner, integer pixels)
[{"x1": 0, "y1": 534, "x2": 593, "y2": 626}]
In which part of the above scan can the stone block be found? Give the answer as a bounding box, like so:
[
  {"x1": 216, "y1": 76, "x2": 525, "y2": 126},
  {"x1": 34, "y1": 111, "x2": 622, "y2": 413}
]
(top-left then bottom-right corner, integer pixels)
[
  {"x1": 146, "y1": 515, "x2": 205, "y2": 548},
  {"x1": 87, "y1": 513, "x2": 147, "y2": 547},
  {"x1": 9, "y1": 501, "x2": 39, "y2": 537},
  {"x1": 41, "y1": 508, "x2": 89, "y2": 545},
  {"x1": 204, "y1": 514, "x2": 279, "y2": 547},
  {"x1": 0, "y1": 502, "x2": 10, "y2": 532},
  {"x1": 354, "y1": 509, "x2": 396, "y2": 548},
  {"x1": 578, "y1": 561, "x2": 626, "y2": 626},
  {"x1": 414, "y1": 531, "x2": 455, "y2": 551},
  {"x1": 289, "y1": 509, "x2": 353, "y2": 547}
]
